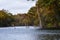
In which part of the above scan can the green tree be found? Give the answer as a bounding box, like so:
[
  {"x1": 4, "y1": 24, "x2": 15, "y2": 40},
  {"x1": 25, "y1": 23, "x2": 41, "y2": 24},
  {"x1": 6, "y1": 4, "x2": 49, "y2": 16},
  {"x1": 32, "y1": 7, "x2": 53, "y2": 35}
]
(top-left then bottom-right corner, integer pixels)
[
  {"x1": 0, "y1": 9, "x2": 14, "y2": 27},
  {"x1": 27, "y1": 7, "x2": 39, "y2": 26},
  {"x1": 36, "y1": 0, "x2": 60, "y2": 28}
]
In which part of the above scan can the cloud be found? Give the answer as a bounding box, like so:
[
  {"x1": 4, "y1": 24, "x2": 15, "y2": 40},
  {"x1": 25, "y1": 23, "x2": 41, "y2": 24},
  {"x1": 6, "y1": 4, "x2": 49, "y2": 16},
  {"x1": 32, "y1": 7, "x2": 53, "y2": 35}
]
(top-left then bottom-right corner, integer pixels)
[{"x1": 0, "y1": 0, "x2": 36, "y2": 14}]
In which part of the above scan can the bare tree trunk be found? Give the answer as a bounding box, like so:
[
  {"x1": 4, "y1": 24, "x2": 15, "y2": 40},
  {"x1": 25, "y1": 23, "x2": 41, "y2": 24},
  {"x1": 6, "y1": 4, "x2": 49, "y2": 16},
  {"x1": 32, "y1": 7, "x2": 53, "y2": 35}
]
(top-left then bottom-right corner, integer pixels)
[{"x1": 37, "y1": 3, "x2": 42, "y2": 28}]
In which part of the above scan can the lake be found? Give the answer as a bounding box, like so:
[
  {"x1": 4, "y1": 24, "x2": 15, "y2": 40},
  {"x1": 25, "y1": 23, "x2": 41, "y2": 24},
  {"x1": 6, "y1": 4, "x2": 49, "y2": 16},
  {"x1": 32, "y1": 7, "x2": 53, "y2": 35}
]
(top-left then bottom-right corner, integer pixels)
[{"x1": 0, "y1": 26, "x2": 60, "y2": 40}]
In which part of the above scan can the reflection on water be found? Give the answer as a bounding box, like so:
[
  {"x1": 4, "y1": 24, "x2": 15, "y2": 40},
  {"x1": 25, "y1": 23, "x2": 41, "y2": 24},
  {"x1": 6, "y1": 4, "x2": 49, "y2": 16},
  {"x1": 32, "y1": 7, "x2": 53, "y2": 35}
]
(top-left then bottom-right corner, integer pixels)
[
  {"x1": 0, "y1": 27, "x2": 60, "y2": 40},
  {"x1": 37, "y1": 34, "x2": 60, "y2": 40}
]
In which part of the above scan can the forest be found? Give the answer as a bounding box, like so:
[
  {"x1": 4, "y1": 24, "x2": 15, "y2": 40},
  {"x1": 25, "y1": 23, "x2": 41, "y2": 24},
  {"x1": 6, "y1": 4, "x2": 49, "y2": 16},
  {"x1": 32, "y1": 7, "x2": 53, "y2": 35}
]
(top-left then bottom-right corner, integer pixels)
[{"x1": 0, "y1": 0, "x2": 60, "y2": 28}]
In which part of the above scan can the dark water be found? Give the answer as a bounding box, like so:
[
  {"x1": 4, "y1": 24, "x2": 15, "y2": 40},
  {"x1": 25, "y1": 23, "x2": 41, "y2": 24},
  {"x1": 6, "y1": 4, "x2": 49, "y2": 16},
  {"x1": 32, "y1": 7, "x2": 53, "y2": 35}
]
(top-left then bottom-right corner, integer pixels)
[{"x1": 0, "y1": 26, "x2": 60, "y2": 40}]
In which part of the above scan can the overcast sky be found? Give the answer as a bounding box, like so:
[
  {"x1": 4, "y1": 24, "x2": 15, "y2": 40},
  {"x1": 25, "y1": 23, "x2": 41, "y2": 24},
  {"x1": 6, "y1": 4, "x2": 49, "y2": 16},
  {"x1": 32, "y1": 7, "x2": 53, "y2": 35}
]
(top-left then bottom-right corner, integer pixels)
[{"x1": 0, "y1": 0, "x2": 36, "y2": 14}]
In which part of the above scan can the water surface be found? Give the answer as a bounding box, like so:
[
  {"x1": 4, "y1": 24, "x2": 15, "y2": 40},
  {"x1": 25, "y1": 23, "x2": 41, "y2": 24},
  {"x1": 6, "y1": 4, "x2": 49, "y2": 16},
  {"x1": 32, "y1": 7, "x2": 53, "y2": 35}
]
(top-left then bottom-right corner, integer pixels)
[{"x1": 0, "y1": 26, "x2": 60, "y2": 40}]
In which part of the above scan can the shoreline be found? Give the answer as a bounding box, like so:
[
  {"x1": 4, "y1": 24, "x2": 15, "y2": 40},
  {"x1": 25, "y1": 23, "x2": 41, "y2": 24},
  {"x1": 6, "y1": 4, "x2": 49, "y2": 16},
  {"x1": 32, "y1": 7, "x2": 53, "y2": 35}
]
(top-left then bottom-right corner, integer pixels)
[{"x1": 0, "y1": 26, "x2": 60, "y2": 30}]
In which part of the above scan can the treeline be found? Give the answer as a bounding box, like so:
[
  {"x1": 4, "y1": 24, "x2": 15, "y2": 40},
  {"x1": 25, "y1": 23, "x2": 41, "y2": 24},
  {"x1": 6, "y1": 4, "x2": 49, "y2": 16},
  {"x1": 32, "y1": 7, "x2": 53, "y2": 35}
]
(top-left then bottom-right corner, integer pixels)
[
  {"x1": 0, "y1": 0, "x2": 60, "y2": 28},
  {"x1": 36, "y1": 0, "x2": 60, "y2": 28},
  {"x1": 0, "y1": 9, "x2": 14, "y2": 27},
  {"x1": 0, "y1": 9, "x2": 38, "y2": 27}
]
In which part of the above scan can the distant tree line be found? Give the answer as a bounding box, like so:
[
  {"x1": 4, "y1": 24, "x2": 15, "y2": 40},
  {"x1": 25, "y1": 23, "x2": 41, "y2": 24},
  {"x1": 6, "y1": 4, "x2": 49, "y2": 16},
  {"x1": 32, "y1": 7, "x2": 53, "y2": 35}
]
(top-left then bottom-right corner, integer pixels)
[
  {"x1": 0, "y1": 0, "x2": 60, "y2": 28},
  {"x1": 0, "y1": 9, "x2": 14, "y2": 27}
]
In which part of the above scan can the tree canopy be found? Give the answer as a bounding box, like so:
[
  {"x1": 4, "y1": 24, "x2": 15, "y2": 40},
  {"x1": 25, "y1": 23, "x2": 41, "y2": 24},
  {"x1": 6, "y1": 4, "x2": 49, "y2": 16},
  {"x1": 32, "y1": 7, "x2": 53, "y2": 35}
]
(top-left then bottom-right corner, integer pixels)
[{"x1": 0, "y1": 0, "x2": 60, "y2": 28}]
